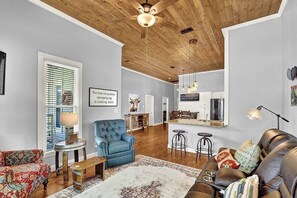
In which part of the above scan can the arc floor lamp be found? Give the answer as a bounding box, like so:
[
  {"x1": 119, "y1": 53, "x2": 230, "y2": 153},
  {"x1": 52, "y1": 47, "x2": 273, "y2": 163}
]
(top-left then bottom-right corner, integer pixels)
[{"x1": 246, "y1": 105, "x2": 289, "y2": 130}]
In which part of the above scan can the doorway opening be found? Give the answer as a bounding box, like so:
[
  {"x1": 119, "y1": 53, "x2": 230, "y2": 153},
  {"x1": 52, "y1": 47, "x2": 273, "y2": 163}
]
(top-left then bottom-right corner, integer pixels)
[
  {"x1": 145, "y1": 95, "x2": 154, "y2": 126},
  {"x1": 162, "y1": 97, "x2": 169, "y2": 123}
]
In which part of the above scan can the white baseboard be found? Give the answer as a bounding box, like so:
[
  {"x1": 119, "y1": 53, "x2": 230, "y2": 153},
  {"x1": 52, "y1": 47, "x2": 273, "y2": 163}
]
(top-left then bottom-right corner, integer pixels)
[
  {"x1": 167, "y1": 144, "x2": 217, "y2": 155},
  {"x1": 50, "y1": 152, "x2": 98, "y2": 172},
  {"x1": 153, "y1": 122, "x2": 163, "y2": 126}
]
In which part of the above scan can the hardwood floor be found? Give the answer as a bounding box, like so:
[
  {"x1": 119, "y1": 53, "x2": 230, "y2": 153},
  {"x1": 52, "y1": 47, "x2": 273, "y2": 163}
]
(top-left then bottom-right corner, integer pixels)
[{"x1": 30, "y1": 124, "x2": 208, "y2": 197}]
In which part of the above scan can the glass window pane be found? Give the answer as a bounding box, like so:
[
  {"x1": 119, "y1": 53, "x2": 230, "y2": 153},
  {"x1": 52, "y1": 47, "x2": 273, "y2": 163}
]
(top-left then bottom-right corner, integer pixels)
[{"x1": 46, "y1": 64, "x2": 75, "y2": 151}]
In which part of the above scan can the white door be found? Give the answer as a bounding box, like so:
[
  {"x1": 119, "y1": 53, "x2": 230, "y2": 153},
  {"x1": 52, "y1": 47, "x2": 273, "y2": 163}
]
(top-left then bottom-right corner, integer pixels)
[
  {"x1": 162, "y1": 97, "x2": 169, "y2": 122},
  {"x1": 145, "y1": 95, "x2": 154, "y2": 126}
]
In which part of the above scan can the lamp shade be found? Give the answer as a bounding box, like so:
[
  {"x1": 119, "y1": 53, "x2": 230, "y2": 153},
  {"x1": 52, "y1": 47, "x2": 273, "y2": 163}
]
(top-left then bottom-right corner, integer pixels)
[
  {"x1": 137, "y1": 13, "x2": 156, "y2": 27},
  {"x1": 60, "y1": 112, "x2": 78, "y2": 127},
  {"x1": 246, "y1": 108, "x2": 262, "y2": 122}
]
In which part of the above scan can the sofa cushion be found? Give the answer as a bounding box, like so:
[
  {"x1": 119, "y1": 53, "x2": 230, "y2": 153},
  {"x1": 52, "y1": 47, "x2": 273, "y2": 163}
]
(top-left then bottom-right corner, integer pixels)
[
  {"x1": 0, "y1": 151, "x2": 4, "y2": 166},
  {"x1": 224, "y1": 175, "x2": 259, "y2": 198},
  {"x1": 108, "y1": 140, "x2": 130, "y2": 154},
  {"x1": 215, "y1": 149, "x2": 239, "y2": 169},
  {"x1": 214, "y1": 168, "x2": 246, "y2": 188},
  {"x1": 235, "y1": 140, "x2": 261, "y2": 174},
  {"x1": 255, "y1": 147, "x2": 291, "y2": 187}
]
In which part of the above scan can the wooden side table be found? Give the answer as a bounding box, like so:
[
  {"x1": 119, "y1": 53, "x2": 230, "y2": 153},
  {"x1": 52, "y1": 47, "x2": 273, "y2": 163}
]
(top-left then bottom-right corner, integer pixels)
[
  {"x1": 54, "y1": 138, "x2": 87, "y2": 181},
  {"x1": 70, "y1": 157, "x2": 106, "y2": 191}
]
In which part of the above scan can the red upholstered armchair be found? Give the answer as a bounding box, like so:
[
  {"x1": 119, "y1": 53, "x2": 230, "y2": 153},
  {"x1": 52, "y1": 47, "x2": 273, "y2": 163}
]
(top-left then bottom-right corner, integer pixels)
[{"x1": 0, "y1": 149, "x2": 51, "y2": 198}]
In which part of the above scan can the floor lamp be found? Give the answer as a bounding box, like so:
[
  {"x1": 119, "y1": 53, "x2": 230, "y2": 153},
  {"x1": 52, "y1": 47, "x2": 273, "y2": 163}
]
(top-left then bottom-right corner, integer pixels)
[{"x1": 246, "y1": 105, "x2": 289, "y2": 130}]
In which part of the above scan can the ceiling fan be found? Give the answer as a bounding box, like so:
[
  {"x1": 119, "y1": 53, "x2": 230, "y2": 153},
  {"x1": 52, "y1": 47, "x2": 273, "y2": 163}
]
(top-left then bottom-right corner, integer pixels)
[{"x1": 111, "y1": 0, "x2": 180, "y2": 38}]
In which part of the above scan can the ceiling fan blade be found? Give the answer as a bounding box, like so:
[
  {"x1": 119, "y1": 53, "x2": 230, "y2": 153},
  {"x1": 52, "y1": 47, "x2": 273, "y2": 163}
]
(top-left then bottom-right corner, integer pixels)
[
  {"x1": 150, "y1": 0, "x2": 179, "y2": 14},
  {"x1": 110, "y1": 15, "x2": 138, "y2": 24},
  {"x1": 130, "y1": 0, "x2": 144, "y2": 11},
  {"x1": 155, "y1": 16, "x2": 178, "y2": 30}
]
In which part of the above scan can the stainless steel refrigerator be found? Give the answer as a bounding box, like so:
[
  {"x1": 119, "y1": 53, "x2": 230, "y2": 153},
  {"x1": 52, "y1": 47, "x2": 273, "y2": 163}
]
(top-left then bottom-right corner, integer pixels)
[{"x1": 210, "y1": 99, "x2": 224, "y2": 121}]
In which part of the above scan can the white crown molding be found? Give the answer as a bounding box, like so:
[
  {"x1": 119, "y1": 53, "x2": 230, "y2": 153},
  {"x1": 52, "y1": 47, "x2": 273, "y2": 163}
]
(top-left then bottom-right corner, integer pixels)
[
  {"x1": 178, "y1": 69, "x2": 224, "y2": 77},
  {"x1": 122, "y1": 66, "x2": 174, "y2": 85},
  {"x1": 222, "y1": 0, "x2": 288, "y2": 37},
  {"x1": 27, "y1": 0, "x2": 124, "y2": 47}
]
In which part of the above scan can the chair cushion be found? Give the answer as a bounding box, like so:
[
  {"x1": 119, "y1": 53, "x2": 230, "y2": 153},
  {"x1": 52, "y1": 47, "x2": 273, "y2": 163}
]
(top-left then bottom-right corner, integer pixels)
[
  {"x1": 108, "y1": 140, "x2": 130, "y2": 154},
  {"x1": 215, "y1": 148, "x2": 239, "y2": 169},
  {"x1": 4, "y1": 150, "x2": 43, "y2": 166},
  {"x1": 224, "y1": 175, "x2": 259, "y2": 198},
  {"x1": 235, "y1": 140, "x2": 261, "y2": 174},
  {"x1": 11, "y1": 163, "x2": 50, "y2": 184}
]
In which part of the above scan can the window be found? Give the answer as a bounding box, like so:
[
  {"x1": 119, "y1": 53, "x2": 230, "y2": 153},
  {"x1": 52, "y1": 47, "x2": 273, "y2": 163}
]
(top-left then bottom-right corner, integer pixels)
[{"x1": 38, "y1": 52, "x2": 82, "y2": 156}]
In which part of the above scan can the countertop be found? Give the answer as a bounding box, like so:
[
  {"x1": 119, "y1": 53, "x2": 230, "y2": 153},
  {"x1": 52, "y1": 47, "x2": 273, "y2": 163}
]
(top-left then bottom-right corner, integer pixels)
[{"x1": 168, "y1": 119, "x2": 226, "y2": 128}]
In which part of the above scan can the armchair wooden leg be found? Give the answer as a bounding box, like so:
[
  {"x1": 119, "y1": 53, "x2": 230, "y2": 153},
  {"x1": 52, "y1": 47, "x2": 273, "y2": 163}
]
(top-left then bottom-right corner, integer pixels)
[{"x1": 43, "y1": 179, "x2": 49, "y2": 190}]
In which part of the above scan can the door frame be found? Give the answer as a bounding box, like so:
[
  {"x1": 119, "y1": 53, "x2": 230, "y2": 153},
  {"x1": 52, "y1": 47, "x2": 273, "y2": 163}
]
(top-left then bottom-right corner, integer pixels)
[
  {"x1": 145, "y1": 95, "x2": 154, "y2": 126},
  {"x1": 162, "y1": 96, "x2": 169, "y2": 123}
]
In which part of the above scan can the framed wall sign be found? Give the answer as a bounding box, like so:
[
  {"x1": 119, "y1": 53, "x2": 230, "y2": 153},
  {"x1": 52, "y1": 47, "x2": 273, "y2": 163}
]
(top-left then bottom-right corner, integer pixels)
[
  {"x1": 0, "y1": 51, "x2": 6, "y2": 95},
  {"x1": 180, "y1": 93, "x2": 199, "y2": 101},
  {"x1": 89, "y1": 87, "x2": 118, "y2": 107}
]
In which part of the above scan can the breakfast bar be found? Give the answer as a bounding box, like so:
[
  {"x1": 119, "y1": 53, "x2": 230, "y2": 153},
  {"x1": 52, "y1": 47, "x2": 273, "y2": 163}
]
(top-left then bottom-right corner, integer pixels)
[{"x1": 168, "y1": 119, "x2": 226, "y2": 154}]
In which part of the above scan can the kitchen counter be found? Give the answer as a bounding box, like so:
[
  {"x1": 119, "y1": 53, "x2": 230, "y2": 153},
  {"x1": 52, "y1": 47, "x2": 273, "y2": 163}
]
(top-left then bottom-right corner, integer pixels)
[{"x1": 168, "y1": 119, "x2": 226, "y2": 128}]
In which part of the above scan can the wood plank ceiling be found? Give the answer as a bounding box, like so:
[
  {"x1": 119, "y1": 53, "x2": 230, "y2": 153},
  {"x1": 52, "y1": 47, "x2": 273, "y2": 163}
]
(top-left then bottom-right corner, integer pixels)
[{"x1": 41, "y1": 0, "x2": 282, "y2": 82}]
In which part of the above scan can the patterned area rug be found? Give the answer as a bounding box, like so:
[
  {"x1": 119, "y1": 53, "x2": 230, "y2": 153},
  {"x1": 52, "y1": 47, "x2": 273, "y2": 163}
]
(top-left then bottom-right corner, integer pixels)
[{"x1": 48, "y1": 155, "x2": 201, "y2": 198}]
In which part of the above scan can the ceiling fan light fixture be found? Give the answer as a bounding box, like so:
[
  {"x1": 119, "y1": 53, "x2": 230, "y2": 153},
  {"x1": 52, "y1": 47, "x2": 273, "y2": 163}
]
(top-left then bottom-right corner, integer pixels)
[{"x1": 137, "y1": 13, "x2": 155, "y2": 27}]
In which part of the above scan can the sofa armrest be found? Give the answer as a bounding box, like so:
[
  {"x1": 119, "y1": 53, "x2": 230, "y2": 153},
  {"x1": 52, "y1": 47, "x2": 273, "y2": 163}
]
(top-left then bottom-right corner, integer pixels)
[
  {"x1": 3, "y1": 150, "x2": 43, "y2": 166},
  {"x1": 214, "y1": 168, "x2": 246, "y2": 188},
  {"x1": 121, "y1": 133, "x2": 136, "y2": 144},
  {"x1": 95, "y1": 137, "x2": 108, "y2": 148},
  {"x1": 95, "y1": 137, "x2": 108, "y2": 156}
]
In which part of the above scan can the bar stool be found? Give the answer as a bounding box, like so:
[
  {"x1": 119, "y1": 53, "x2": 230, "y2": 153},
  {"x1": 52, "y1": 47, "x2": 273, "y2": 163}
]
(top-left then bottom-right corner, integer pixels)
[
  {"x1": 171, "y1": 129, "x2": 187, "y2": 156},
  {"x1": 196, "y1": 132, "x2": 213, "y2": 161}
]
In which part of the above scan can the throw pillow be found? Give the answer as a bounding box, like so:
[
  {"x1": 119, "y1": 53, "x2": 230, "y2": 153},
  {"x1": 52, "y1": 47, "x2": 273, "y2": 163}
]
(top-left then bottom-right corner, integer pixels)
[
  {"x1": 224, "y1": 175, "x2": 259, "y2": 198},
  {"x1": 215, "y1": 148, "x2": 240, "y2": 169},
  {"x1": 0, "y1": 151, "x2": 4, "y2": 166},
  {"x1": 235, "y1": 140, "x2": 261, "y2": 174}
]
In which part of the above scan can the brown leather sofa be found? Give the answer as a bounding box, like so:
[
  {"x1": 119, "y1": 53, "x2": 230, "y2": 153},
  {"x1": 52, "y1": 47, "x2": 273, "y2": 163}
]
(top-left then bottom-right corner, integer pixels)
[{"x1": 185, "y1": 129, "x2": 297, "y2": 198}]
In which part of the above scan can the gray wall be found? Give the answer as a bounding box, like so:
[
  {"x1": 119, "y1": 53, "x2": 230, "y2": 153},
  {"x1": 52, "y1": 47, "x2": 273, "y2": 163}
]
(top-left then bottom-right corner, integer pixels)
[
  {"x1": 178, "y1": 70, "x2": 224, "y2": 94},
  {"x1": 190, "y1": 17, "x2": 283, "y2": 152},
  {"x1": 0, "y1": 0, "x2": 122, "y2": 162},
  {"x1": 282, "y1": 0, "x2": 297, "y2": 136},
  {"x1": 121, "y1": 68, "x2": 174, "y2": 124}
]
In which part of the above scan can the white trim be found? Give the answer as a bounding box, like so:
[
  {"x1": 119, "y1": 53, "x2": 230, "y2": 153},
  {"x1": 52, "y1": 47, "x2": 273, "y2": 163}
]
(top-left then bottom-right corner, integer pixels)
[
  {"x1": 49, "y1": 152, "x2": 98, "y2": 172},
  {"x1": 122, "y1": 66, "x2": 174, "y2": 85},
  {"x1": 38, "y1": 52, "x2": 83, "y2": 151},
  {"x1": 167, "y1": 144, "x2": 217, "y2": 155},
  {"x1": 223, "y1": 30, "x2": 229, "y2": 125},
  {"x1": 222, "y1": 0, "x2": 288, "y2": 36},
  {"x1": 278, "y1": 0, "x2": 288, "y2": 16},
  {"x1": 178, "y1": 69, "x2": 224, "y2": 77},
  {"x1": 153, "y1": 122, "x2": 163, "y2": 126},
  {"x1": 27, "y1": 0, "x2": 123, "y2": 47}
]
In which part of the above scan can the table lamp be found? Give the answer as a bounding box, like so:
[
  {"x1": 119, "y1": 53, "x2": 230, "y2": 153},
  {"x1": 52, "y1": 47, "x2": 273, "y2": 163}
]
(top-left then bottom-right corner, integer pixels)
[
  {"x1": 60, "y1": 112, "x2": 78, "y2": 144},
  {"x1": 246, "y1": 105, "x2": 289, "y2": 130}
]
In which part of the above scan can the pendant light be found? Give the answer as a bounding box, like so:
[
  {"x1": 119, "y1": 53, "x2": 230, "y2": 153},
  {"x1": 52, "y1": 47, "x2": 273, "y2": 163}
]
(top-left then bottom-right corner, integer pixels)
[
  {"x1": 189, "y1": 39, "x2": 198, "y2": 92},
  {"x1": 182, "y1": 69, "x2": 185, "y2": 91}
]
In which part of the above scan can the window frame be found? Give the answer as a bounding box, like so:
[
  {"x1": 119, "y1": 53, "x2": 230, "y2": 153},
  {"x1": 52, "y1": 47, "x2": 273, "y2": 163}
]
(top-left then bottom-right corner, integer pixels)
[{"x1": 38, "y1": 52, "x2": 83, "y2": 158}]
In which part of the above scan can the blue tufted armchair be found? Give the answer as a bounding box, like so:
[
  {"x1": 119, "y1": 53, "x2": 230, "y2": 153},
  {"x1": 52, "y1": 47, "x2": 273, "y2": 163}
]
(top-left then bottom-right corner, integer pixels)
[{"x1": 93, "y1": 119, "x2": 136, "y2": 168}]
